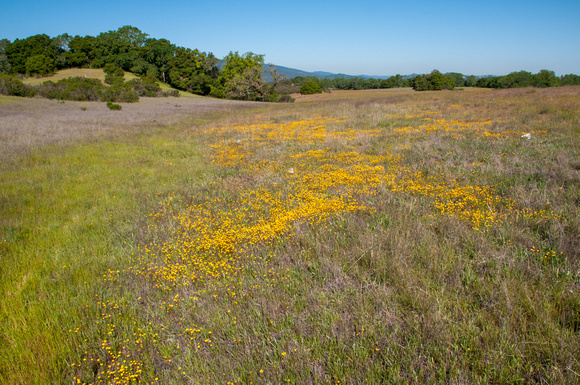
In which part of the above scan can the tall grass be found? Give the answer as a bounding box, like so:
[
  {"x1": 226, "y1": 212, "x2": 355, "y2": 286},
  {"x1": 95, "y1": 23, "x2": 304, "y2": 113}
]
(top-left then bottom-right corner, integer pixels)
[{"x1": 1, "y1": 86, "x2": 579, "y2": 384}]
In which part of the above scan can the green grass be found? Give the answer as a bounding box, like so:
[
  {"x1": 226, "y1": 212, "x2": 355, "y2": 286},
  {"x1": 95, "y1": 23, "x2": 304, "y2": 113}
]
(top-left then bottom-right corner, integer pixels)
[
  {"x1": 0, "y1": 131, "x2": 213, "y2": 383},
  {"x1": 1, "y1": 86, "x2": 580, "y2": 384}
]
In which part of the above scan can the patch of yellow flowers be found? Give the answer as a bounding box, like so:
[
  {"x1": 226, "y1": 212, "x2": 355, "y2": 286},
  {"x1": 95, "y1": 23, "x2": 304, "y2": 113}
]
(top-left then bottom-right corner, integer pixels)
[{"x1": 74, "y1": 113, "x2": 561, "y2": 384}]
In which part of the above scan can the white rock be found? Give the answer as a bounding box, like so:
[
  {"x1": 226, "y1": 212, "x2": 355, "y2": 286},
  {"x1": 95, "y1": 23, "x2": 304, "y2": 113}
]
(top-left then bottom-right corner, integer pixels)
[{"x1": 521, "y1": 133, "x2": 531, "y2": 139}]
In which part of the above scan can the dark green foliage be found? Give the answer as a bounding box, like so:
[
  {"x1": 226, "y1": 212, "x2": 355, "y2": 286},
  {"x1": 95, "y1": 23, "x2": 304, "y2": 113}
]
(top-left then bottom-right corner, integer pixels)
[
  {"x1": 277, "y1": 93, "x2": 295, "y2": 103},
  {"x1": 476, "y1": 77, "x2": 494, "y2": 88},
  {"x1": 67, "y1": 36, "x2": 96, "y2": 67},
  {"x1": 282, "y1": 74, "x2": 409, "y2": 92},
  {"x1": 32, "y1": 74, "x2": 171, "y2": 103},
  {"x1": 411, "y1": 70, "x2": 455, "y2": 91},
  {"x1": 62, "y1": 51, "x2": 89, "y2": 68},
  {"x1": 209, "y1": 85, "x2": 226, "y2": 99},
  {"x1": 144, "y1": 38, "x2": 174, "y2": 83},
  {"x1": 104, "y1": 74, "x2": 124, "y2": 86},
  {"x1": 103, "y1": 64, "x2": 129, "y2": 90},
  {"x1": 125, "y1": 76, "x2": 162, "y2": 97},
  {"x1": 410, "y1": 75, "x2": 431, "y2": 91},
  {"x1": 533, "y1": 70, "x2": 560, "y2": 87},
  {"x1": 51, "y1": 33, "x2": 72, "y2": 69},
  {"x1": 183, "y1": 73, "x2": 216, "y2": 95},
  {"x1": 5, "y1": 34, "x2": 55, "y2": 74},
  {"x1": 37, "y1": 77, "x2": 105, "y2": 101},
  {"x1": 103, "y1": 63, "x2": 124, "y2": 77},
  {"x1": 300, "y1": 80, "x2": 323, "y2": 95},
  {"x1": 0, "y1": 74, "x2": 35, "y2": 96},
  {"x1": 106, "y1": 101, "x2": 122, "y2": 110},
  {"x1": 380, "y1": 74, "x2": 409, "y2": 88},
  {"x1": 0, "y1": 39, "x2": 12, "y2": 73},
  {"x1": 25, "y1": 54, "x2": 55, "y2": 76},
  {"x1": 446, "y1": 72, "x2": 466, "y2": 87},
  {"x1": 103, "y1": 85, "x2": 139, "y2": 103},
  {"x1": 476, "y1": 70, "x2": 569, "y2": 89},
  {"x1": 166, "y1": 47, "x2": 219, "y2": 95},
  {"x1": 560, "y1": 74, "x2": 580, "y2": 85},
  {"x1": 465, "y1": 75, "x2": 477, "y2": 87},
  {"x1": 429, "y1": 70, "x2": 455, "y2": 90}
]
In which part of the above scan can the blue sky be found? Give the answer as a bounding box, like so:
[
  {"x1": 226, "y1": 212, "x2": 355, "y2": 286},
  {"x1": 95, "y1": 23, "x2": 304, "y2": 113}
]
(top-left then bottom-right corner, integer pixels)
[{"x1": 1, "y1": 0, "x2": 579, "y2": 76}]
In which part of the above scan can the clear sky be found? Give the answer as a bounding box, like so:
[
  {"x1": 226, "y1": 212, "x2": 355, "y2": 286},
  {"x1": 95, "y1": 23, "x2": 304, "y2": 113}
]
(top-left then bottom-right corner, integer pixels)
[{"x1": 1, "y1": 0, "x2": 579, "y2": 76}]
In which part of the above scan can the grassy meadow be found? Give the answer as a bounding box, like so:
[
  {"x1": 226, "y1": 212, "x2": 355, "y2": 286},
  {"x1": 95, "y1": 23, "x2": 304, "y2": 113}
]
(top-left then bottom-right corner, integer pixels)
[{"x1": 1, "y1": 86, "x2": 579, "y2": 384}]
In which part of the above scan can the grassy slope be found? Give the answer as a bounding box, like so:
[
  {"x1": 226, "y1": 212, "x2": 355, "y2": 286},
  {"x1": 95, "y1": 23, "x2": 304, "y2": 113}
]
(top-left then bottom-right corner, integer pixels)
[
  {"x1": 20, "y1": 68, "x2": 139, "y2": 86},
  {"x1": 20, "y1": 68, "x2": 203, "y2": 97},
  {"x1": 1, "y1": 87, "x2": 579, "y2": 384}
]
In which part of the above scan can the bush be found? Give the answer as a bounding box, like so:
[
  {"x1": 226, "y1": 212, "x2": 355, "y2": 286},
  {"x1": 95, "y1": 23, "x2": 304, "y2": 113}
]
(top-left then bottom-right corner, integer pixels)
[
  {"x1": 210, "y1": 85, "x2": 226, "y2": 99},
  {"x1": 106, "y1": 102, "x2": 122, "y2": 110},
  {"x1": 277, "y1": 94, "x2": 295, "y2": 103},
  {"x1": 125, "y1": 77, "x2": 162, "y2": 97},
  {"x1": 300, "y1": 81, "x2": 323, "y2": 95},
  {"x1": 0, "y1": 74, "x2": 35, "y2": 97},
  {"x1": 103, "y1": 85, "x2": 139, "y2": 103},
  {"x1": 104, "y1": 74, "x2": 124, "y2": 86},
  {"x1": 162, "y1": 89, "x2": 180, "y2": 97},
  {"x1": 264, "y1": 90, "x2": 279, "y2": 102},
  {"x1": 118, "y1": 90, "x2": 139, "y2": 103},
  {"x1": 36, "y1": 77, "x2": 105, "y2": 101},
  {"x1": 262, "y1": 90, "x2": 294, "y2": 103},
  {"x1": 25, "y1": 54, "x2": 56, "y2": 76},
  {"x1": 103, "y1": 64, "x2": 125, "y2": 77},
  {"x1": 411, "y1": 70, "x2": 455, "y2": 91}
]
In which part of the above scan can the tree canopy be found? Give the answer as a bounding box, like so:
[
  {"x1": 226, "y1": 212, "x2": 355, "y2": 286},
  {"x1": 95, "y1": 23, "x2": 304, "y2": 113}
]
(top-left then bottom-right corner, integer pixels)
[{"x1": 410, "y1": 70, "x2": 455, "y2": 91}]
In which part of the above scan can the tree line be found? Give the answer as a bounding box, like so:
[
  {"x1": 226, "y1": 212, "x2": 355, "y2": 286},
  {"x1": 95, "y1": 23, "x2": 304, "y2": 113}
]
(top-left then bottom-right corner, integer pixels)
[
  {"x1": 0, "y1": 26, "x2": 290, "y2": 102},
  {"x1": 410, "y1": 70, "x2": 580, "y2": 91},
  {"x1": 277, "y1": 69, "x2": 580, "y2": 95}
]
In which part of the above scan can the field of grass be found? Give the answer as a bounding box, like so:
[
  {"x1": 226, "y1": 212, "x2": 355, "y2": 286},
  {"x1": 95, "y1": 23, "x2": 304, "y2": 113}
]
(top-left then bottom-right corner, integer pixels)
[{"x1": 1, "y1": 86, "x2": 579, "y2": 384}]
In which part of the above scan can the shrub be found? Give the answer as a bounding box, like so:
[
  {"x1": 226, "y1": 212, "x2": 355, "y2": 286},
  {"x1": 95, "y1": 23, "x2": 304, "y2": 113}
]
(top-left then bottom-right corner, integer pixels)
[
  {"x1": 210, "y1": 85, "x2": 226, "y2": 99},
  {"x1": 264, "y1": 90, "x2": 279, "y2": 102},
  {"x1": 0, "y1": 74, "x2": 36, "y2": 97},
  {"x1": 125, "y1": 77, "x2": 162, "y2": 97},
  {"x1": 36, "y1": 77, "x2": 105, "y2": 101},
  {"x1": 103, "y1": 85, "x2": 139, "y2": 103},
  {"x1": 104, "y1": 74, "x2": 125, "y2": 86},
  {"x1": 300, "y1": 81, "x2": 323, "y2": 95},
  {"x1": 25, "y1": 54, "x2": 56, "y2": 76},
  {"x1": 117, "y1": 90, "x2": 139, "y2": 103},
  {"x1": 277, "y1": 93, "x2": 295, "y2": 103},
  {"x1": 411, "y1": 70, "x2": 455, "y2": 91},
  {"x1": 102, "y1": 64, "x2": 125, "y2": 77},
  {"x1": 106, "y1": 102, "x2": 122, "y2": 110},
  {"x1": 162, "y1": 89, "x2": 180, "y2": 97}
]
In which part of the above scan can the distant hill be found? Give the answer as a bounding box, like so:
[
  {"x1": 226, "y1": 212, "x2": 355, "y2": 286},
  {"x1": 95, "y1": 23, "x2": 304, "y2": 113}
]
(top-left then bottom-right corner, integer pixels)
[
  {"x1": 265, "y1": 65, "x2": 420, "y2": 81},
  {"x1": 266, "y1": 66, "x2": 501, "y2": 82}
]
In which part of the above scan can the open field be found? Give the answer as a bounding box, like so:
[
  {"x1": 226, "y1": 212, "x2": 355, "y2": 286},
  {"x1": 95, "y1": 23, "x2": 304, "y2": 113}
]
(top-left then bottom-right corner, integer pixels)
[
  {"x1": 0, "y1": 94, "x2": 258, "y2": 162},
  {"x1": 1, "y1": 86, "x2": 579, "y2": 384}
]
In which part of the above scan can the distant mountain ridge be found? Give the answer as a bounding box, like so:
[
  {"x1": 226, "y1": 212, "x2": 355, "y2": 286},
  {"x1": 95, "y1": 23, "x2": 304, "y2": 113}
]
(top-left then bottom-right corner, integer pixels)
[
  {"x1": 267, "y1": 65, "x2": 494, "y2": 81},
  {"x1": 266, "y1": 65, "x2": 417, "y2": 81}
]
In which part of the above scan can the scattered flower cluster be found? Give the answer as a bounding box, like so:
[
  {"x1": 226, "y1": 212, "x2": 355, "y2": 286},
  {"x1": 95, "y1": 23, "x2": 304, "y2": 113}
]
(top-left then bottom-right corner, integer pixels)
[{"x1": 71, "y1": 110, "x2": 565, "y2": 383}]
